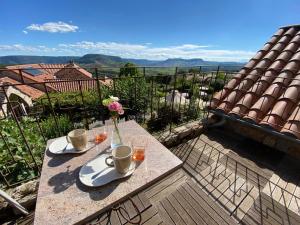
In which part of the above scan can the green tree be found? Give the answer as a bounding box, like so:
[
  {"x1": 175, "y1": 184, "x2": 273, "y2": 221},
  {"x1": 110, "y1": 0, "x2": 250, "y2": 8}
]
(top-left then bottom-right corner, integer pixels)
[
  {"x1": 119, "y1": 63, "x2": 139, "y2": 76},
  {"x1": 188, "y1": 68, "x2": 200, "y2": 73}
]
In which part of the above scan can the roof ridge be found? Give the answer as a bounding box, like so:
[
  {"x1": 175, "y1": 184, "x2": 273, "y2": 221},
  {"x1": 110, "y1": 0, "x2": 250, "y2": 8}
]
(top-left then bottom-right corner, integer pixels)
[{"x1": 280, "y1": 24, "x2": 300, "y2": 29}]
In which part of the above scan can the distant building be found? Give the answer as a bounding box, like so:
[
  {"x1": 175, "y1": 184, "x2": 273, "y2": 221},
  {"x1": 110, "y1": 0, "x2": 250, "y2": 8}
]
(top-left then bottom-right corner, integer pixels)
[{"x1": 0, "y1": 63, "x2": 111, "y2": 117}]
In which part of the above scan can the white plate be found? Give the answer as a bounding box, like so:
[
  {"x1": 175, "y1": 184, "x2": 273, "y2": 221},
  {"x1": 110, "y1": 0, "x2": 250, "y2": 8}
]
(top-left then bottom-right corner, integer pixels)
[
  {"x1": 48, "y1": 136, "x2": 94, "y2": 154},
  {"x1": 79, "y1": 154, "x2": 135, "y2": 187}
]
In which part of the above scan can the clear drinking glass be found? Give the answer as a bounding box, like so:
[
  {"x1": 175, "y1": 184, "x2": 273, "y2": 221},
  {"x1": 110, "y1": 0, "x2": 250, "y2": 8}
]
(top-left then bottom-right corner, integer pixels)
[
  {"x1": 92, "y1": 126, "x2": 108, "y2": 144},
  {"x1": 131, "y1": 135, "x2": 148, "y2": 161}
]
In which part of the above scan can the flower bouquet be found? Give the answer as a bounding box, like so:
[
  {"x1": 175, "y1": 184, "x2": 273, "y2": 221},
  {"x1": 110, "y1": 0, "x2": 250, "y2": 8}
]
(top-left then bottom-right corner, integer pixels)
[{"x1": 102, "y1": 96, "x2": 124, "y2": 148}]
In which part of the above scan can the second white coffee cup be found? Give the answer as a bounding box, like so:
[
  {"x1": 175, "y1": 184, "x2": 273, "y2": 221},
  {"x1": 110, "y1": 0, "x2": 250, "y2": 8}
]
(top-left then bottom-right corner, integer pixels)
[{"x1": 105, "y1": 145, "x2": 133, "y2": 174}]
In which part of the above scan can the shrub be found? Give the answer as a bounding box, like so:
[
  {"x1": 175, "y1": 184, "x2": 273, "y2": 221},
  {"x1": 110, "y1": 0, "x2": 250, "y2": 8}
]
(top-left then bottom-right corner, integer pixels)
[
  {"x1": 0, "y1": 118, "x2": 45, "y2": 184},
  {"x1": 40, "y1": 115, "x2": 74, "y2": 139},
  {"x1": 147, "y1": 105, "x2": 182, "y2": 132}
]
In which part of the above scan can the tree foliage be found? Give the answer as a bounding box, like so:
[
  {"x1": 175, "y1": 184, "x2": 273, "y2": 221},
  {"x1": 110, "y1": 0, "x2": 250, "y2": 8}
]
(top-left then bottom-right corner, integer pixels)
[{"x1": 119, "y1": 62, "x2": 139, "y2": 77}]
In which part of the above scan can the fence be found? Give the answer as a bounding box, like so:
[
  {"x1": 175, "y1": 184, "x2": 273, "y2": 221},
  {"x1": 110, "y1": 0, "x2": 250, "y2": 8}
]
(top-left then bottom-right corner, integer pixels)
[{"x1": 0, "y1": 65, "x2": 239, "y2": 188}]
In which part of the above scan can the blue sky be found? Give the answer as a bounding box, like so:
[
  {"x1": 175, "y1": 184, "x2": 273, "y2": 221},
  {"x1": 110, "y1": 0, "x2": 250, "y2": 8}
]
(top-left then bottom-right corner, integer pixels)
[{"x1": 0, "y1": 0, "x2": 299, "y2": 61}]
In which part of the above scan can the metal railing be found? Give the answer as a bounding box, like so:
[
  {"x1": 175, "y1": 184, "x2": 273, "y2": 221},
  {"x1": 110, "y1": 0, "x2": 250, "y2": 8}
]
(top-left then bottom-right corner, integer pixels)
[
  {"x1": 172, "y1": 136, "x2": 300, "y2": 223},
  {"x1": 0, "y1": 65, "x2": 239, "y2": 188}
]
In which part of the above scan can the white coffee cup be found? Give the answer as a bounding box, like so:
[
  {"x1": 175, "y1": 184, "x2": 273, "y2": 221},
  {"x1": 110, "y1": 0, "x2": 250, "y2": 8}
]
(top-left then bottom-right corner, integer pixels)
[
  {"x1": 105, "y1": 145, "x2": 132, "y2": 174},
  {"x1": 66, "y1": 129, "x2": 87, "y2": 151}
]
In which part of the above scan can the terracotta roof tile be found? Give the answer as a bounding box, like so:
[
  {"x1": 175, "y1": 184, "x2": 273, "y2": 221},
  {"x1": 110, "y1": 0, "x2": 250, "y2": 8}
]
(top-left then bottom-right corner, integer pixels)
[
  {"x1": 272, "y1": 43, "x2": 286, "y2": 52},
  {"x1": 244, "y1": 59, "x2": 257, "y2": 69},
  {"x1": 274, "y1": 28, "x2": 285, "y2": 36},
  {"x1": 210, "y1": 25, "x2": 300, "y2": 140},
  {"x1": 283, "y1": 42, "x2": 298, "y2": 52},
  {"x1": 0, "y1": 77, "x2": 44, "y2": 99},
  {"x1": 290, "y1": 34, "x2": 300, "y2": 43},
  {"x1": 253, "y1": 51, "x2": 266, "y2": 60}
]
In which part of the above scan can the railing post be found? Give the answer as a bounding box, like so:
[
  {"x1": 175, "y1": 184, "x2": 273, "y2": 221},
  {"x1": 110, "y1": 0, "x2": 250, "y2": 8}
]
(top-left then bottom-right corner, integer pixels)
[
  {"x1": 95, "y1": 68, "x2": 104, "y2": 123},
  {"x1": 78, "y1": 80, "x2": 89, "y2": 129},
  {"x1": 0, "y1": 129, "x2": 17, "y2": 162},
  {"x1": 2, "y1": 86, "x2": 40, "y2": 173},
  {"x1": 18, "y1": 69, "x2": 25, "y2": 84},
  {"x1": 170, "y1": 67, "x2": 178, "y2": 132},
  {"x1": 150, "y1": 77, "x2": 154, "y2": 119},
  {"x1": 43, "y1": 83, "x2": 61, "y2": 136}
]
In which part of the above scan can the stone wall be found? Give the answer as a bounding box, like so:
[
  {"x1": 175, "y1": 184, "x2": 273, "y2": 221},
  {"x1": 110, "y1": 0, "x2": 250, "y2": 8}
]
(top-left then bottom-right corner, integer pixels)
[
  {"x1": 156, "y1": 121, "x2": 205, "y2": 148},
  {"x1": 222, "y1": 118, "x2": 300, "y2": 159},
  {"x1": 0, "y1": 179, "x2": 38, "y2": 220}
]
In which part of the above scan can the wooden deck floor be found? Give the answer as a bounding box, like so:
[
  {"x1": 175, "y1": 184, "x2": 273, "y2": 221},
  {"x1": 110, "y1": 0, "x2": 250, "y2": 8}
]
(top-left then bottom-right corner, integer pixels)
[
  {"x1": 142, "y1": 128, "x2": 300, "y2": 225},
  {"x1": 8, "y1": 128, "x2": 300, "y2": 225}
]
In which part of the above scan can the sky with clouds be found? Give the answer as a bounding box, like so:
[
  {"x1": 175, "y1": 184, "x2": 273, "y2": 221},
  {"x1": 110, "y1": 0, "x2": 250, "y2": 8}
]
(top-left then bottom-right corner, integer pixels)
[{"x1": 0, "y1": 0, "x2": 300, "y2": 62}]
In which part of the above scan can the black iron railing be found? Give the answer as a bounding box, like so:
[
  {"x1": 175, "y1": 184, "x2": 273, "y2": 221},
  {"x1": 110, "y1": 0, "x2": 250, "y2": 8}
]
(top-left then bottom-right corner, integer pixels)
[
  {"x1": 1, "y1": 64, "x2": 300, "y2": 189},
  {"x1": 0, "y1": 65, "x2": 239, "y2": 188}
]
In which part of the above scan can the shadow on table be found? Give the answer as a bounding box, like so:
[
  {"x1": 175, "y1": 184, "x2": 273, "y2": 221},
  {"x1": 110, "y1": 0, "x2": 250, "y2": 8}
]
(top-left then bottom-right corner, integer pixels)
[
  {"x1": 46, "y1": 150, "x2": 74, "y2": 167},
  {"x1": 48, "y1": 165, "x2": 81, "y2": 193}
]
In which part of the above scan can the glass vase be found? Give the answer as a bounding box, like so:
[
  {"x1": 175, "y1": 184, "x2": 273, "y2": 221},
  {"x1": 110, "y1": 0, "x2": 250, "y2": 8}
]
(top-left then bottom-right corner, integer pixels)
[{"x1": 110, "y1": 119, "x2": 122, "y2": 149}]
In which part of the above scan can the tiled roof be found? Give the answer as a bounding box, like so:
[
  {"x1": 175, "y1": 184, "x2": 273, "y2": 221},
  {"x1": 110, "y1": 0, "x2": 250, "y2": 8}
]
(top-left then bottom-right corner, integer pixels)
[
  {"x1": 45, "y1": 77, "x2": 112, "y2": 92},
  {"x1": 210, "y1": 25, "x2": 300, "y2": 139},
  {"x1": 0, "y1": 77, "x2": 44, "y2": 99},
  {"x1": 6, "y1": 63, "x2": 92, "y2": 81}
]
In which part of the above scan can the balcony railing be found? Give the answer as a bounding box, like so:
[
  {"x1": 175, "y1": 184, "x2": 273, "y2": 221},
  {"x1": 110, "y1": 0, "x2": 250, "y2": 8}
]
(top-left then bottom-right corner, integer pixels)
[
  {"x1": 0, "y1": 65, "x2": 240, "y2": 188},
  {"x1": 2, "y1": 65, "x2": 299, "y2": 189}
]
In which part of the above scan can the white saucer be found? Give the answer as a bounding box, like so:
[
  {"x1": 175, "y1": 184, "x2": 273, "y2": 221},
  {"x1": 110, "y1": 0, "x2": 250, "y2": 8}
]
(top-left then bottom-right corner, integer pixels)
[
  {"x1": 48, "y1": 136, "x2": 94, "y2": 154},
  {"x1": 79, "y1": 153, "x2": 135, "y2": 187}
]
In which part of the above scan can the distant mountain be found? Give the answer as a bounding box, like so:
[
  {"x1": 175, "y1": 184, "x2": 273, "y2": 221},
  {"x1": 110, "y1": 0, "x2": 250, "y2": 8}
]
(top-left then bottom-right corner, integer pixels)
[
  {"x1": 0, "y1": 55, "x2": 79, "y2": 65},
  {"x1": 0, "y1": 54, "x2": 245, "y2": 69},
  {"x1": 76, "y1": 54, "x2": 123, "y2": 66}
]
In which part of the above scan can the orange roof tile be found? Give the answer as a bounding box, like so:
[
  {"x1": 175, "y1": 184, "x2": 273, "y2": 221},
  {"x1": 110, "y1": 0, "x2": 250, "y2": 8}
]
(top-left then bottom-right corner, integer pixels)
[
  {"x1": 0, "y1": 77, "x2": 44, "y2": 99},
  {"x1": 210, "y1": 25, "x2": 300, "y2": 139}
]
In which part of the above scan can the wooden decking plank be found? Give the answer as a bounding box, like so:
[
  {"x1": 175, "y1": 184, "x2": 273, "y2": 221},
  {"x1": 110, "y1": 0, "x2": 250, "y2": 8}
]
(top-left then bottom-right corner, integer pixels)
[
  {"x1": 132, "y1": 194, "x2": 146, "y2": 213},
  {"x1": 224, "y1": 151, "x2": 273, "y2": 180},
  {"x1": 145, "y1": 169, "x2": 186, "y2": 198},
  {"x1": 187, "y1": 180, "x2": 238, "y2": 225},
  {"x1": 156, "y1": 202, "x2": 176, "y2": 225},
  {"x1": 244, "y1": 202, "x2": 284, "y2": 225},
  {"x1": 182, "y1": 182, "x2": 229, "y2": 225},
  {"x1": 142, "y1": 213, "x2": 163, "y2": 225},
  {"x1": 137, "y1": 192, "x2": 152, "y2": 210},
  {"x1": 172, "y1": 188, "x2": 207, "y2": 224},
  {"x1": 167, "y1": 192, "x2": 197, "y2": 225},
  {"x1": 218, "y1": 176, "x2": 247, "y2": 211},
  {"x1": 242, "y1": 192, "x2": 300, "y2": 225},
  {"x1": 110, "y1": 209, "x2": 122, "y2": 225},
  {"x1": 123, "y1": 206, "x2": 158, "y2": 225},
  {"x1": 177, "y1": 185, "x2": 218, "y2": 225},
  {"x1": 160, "y1": 197, "x2": 186, "y2": 225},
  {"x1": 123, "y1": 198, "x2": 139, "y2": 220},
  {"x1": 146, "y1": 169, "x2": 188, "y2": 203},
  {"x1": 222, "y1": 160, "x2": 270, "y2": 189},
  {"x1": 262, "y1": 193, "x2": 300, "y2": 225}
]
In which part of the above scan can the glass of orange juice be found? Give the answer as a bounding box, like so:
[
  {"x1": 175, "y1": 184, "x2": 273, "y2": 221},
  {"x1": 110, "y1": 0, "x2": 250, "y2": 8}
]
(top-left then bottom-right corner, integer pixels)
[
  {"x1": 131, "y1": 135, "x2": 148, "y2": 161},
  {"x1": 93, "y1": 126, "x2": 108, "y2": 144}
]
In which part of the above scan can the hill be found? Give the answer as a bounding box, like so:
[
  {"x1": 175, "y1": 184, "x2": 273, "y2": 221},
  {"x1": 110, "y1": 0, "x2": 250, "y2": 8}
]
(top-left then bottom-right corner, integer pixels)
[
  {"x1": 0, "y1": 55, "x2": 79, "y2": 65},
  {"x1": 0, "y1": 54, "x2": 245, "y2": 69}
]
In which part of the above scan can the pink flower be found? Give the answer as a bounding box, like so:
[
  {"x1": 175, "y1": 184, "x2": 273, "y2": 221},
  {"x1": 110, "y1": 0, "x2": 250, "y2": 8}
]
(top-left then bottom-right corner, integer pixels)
[{"x1": 108, "y1": 101, "x2": 123, "y2": 115}]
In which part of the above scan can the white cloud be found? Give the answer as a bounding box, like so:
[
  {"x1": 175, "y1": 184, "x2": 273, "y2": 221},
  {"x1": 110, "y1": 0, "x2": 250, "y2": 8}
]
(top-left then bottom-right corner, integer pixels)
[
  {"x1": 58, "y1": 41, "x2": 254, "y2": 62},
  {"x1": 0, "y1": 44, "x2": 57, "y2": 53},
  {"x1": 26, "y1": 21, "x2": 78, "y2": 33},
  {"x1": 22, "y1": 30, "x2": 28, "y2": 34},
  {"x1": 0, "y1": 41, "x2": 255, "y2": 62}
]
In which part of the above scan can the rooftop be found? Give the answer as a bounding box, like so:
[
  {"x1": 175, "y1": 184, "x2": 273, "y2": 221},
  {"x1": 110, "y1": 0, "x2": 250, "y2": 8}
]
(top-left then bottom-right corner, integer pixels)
[{"x1": 210, "y1": 25, "x2": 300, "y2": 139}]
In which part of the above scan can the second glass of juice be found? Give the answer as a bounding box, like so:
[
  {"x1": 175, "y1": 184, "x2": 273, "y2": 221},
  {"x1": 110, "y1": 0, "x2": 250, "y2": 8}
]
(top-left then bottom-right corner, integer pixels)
[
  {"x1": 131, "y1": 135, "x2": 148, "y2": 161},
  {"x1": 93, "y1": 126, "x2": 108, "y2": 144}
]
